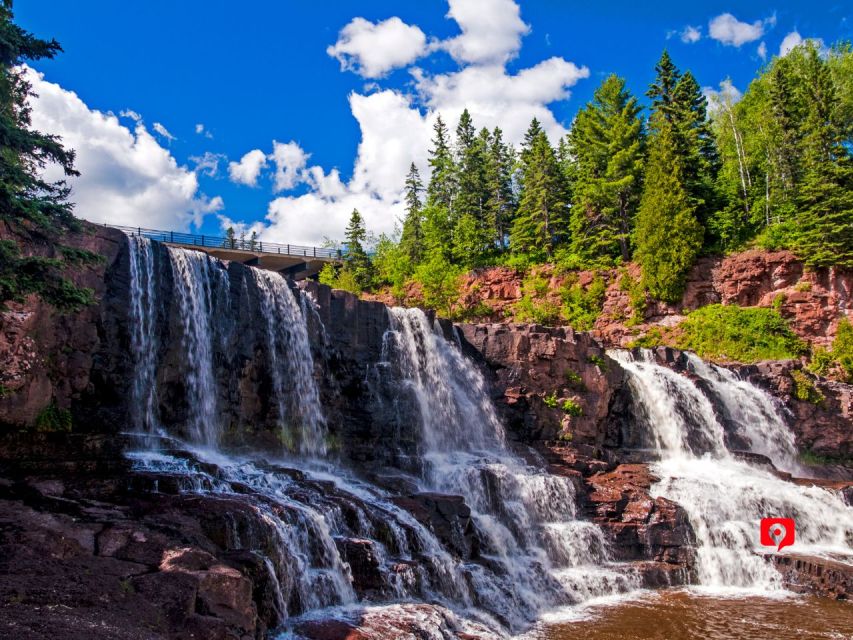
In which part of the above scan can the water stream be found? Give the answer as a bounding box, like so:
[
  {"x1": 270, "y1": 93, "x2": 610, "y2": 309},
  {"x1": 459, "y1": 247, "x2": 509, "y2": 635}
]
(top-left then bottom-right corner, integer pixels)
[
  {"x1": 121, "y1": 236, "x2": 852, "y2": 636},
  {"x1": 610, "y1": 349, "x2": 853, "y2": 592}
]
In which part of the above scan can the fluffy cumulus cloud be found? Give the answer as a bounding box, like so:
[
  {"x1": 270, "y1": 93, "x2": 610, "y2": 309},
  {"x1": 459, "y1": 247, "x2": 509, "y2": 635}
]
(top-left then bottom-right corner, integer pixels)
[
  {"x1": 441, "y1": 0, "x2": 529, "y2": 65},
  {"x1": 248, "y1": 0, "x2": 589, "y2": 245},
  {"x1": 779, "y1": 31, "x2": 825, "y2": 57},
  {"x1": 326, "y1": 17, "x2": 428, "y2": 78},
  {"x1": 190, "y1": 151, "x2": 226, "y2": 178},
  {"x1": 708, "y1": 13, "x2": 765, "y2": 47},
  {"x1": 25, "y1": 66, "x2": 222, "y2": 229},
  {"x1": 757, "y1": 41, "x2": 767, "y2": 60},
  {"x1": 228, "y1": 149, "x2": 267, "y2": 186},
  {"x1": 703, "y1": 79, "x2": 743, "y2": 114},
  {"x1": 681, "y1": 25, "x2": 701, "y2": 44},
  {"x1": 271, "y1": 141, "x2": 310, "y2": 192},
  {"x1": 152, "y1": 122, "x2": 175, "y2": 142}
]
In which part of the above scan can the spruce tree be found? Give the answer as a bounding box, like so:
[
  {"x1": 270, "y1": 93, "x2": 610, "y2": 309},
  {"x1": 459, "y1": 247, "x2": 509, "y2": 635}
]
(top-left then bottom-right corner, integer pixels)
[
  {"x1": 568, "y1": 74, "x2": 644, "y2": 264},
  {"x1": 400, "y1": 162, "x2": 424, "y2": 263},
  {"x1": 426, "y1": 115, "x2": 456, "y2": 210},
  {"x1": 794, "y1": 44, "x2": 853, "y2": 267},
  {"x1": 343, "y1": 208, "x2": 373, "y2": 290},
  {"x1": 0, "y1": 0, "x2": 78, "y2": 227},
  {"x1": 451, "y1": 111, "x2": 490, "y2": 262},
  {"x1": 634, "y1": 118, "x2": 704, "y2": 302},
  {"x1": 485, "y1": 126, "x2": 516, "y2": 249},
  {"x1": 510, "y1": 131, "x2": 569, "y2": 258}
]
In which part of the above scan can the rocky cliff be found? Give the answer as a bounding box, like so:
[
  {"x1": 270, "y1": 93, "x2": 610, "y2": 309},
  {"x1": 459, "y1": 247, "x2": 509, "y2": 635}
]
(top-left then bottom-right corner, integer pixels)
[{"x1": 372, "y1": 250, "x2": 853, "y2": 350}]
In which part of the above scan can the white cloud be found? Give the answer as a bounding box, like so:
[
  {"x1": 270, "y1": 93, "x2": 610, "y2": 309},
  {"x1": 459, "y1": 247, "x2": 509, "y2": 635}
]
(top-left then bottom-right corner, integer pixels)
[
  {"x1": 708, "y1": 13, "x2": 764, "y2": 47},
  {"x1": 195, "y1": 122, "x2": 213, "y2": 139},
  {"x1": 779, "y1": 31, "x2": 826, "y2": 56},
  {"x1": 757, "y1": 41, "x2": 767, "y2": 60},
  {"x1": 245, "y1": 0, "x2": 589, "y2": 246},
  {"x1": 703, "y1": 79, "x2": 743, "y2": 114},
  {"x1": 25, "y1": 65, "x2": 222, "y2": 230},
  {"x1": 271, "y1": 141, "x2": 310, "y2": 192},
  {"x1": 190, "y1": 151, "x2": 226, "y2": 178},
  {"x1": 441, "y1": 0, "x2": 529, "y2": 65},
  {"x1": 228, "y1": 149, "x2": 267, "y2": 186},
  {"x1": 152, "y1": 122, "x2": 175, "y2": 142},
  {"x1": 681, "y1": 25, "x2": 701, "y2": 43},
  {"x1": 119, "y1": 109, "x2": 141, "y2": 122},
  {"x1": 327, "y1": 17, "x2": 428, "y2": 78}
]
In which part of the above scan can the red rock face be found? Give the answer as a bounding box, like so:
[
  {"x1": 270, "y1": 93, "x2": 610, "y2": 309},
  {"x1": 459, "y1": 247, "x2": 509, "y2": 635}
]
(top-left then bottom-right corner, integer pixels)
[
  {"x1": 414, "y1": 250, "x2": 853, "y2": 349},
  {"x1": 0, "y1": 221, "x2": 125, "y2": 429}
]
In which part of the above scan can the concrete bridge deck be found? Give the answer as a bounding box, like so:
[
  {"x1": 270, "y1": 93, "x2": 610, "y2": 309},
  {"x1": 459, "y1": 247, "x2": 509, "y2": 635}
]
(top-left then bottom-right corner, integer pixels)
[{"x1": 110, "y1": 224, "x2": 344, "y2": 280}]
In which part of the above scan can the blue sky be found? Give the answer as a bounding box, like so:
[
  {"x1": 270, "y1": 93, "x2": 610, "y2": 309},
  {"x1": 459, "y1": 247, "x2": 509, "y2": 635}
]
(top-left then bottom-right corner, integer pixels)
[{"x1": 20, "y1": 1, "x2": 851, "y2": 245}]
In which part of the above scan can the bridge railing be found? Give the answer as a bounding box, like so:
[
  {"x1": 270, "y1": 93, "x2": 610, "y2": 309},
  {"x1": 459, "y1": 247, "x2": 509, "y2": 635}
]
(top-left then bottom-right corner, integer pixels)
[{"x1": 108, "y1": 224, "x2": 345, "y2": 260}]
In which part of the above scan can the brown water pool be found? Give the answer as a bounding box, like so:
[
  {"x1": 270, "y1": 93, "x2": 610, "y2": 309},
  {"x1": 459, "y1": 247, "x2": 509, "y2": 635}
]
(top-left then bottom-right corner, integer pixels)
[{"x1": 528, "y1": 590, "x2": 853, "y2": 640}]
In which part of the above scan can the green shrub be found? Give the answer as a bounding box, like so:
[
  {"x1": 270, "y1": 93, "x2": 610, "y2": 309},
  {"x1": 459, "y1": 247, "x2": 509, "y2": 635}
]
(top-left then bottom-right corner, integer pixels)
[
  {"x1": 564, "y1": 368, "x2": 585, "y2": 389},
  {"x1": 833, "y1": 318, "x2": 853, "y2": 381},
  {"x1": 619, "y1": 270, "x2": 647, "y2": 325},
  {"x1": 790, "y1": 369, "x2": 824, "y2": 404},
  {"x1": 413, "y1": 254, "x2": 464, "y2": 317},
  {"x1": 674, "y1": 304, "x2": 807, "y2": 363},
  {"x1": 587, "y1": 354, "x2": 607, "y2": 369},
  {"x1": 560, "y1": 398, "x2": 583, "y2": 416},
  {"x1": 628, "y1": 326, "x2": 666, "y2": 348},
  {"x1": 559, "y1": 274, "x2": 606, "y2": 330},
  {"x1": 543, "y1": 392, "x2": 559, "y2": 408},
  {"x1": 511, "y1": 271, "x2": 560, "y2": 324},
  {"x1": 35, "y1": 402, "x2": 72, "y2": 432}
]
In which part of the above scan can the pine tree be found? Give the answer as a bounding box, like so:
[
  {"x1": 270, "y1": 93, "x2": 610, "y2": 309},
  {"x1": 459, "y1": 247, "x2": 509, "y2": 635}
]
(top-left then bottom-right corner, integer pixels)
[
  {"x1": 634, "y1": 118, "x2": 704, "y2": 302},
  {"x1": 510, "y1": 131, "x2": 569, "y2": 258},
  {"x1": 647, "y1": 50, "x2": 681, "y2": 124},
  {"x1": 426, "y1": 115, "x2": 456, "y2": 210},
  {"x1": 451, "y1": 111, "x2": 490, "y2": 262},
  {"x1": 0, "y1": 2, "x2": 101, "y2": 313},
  {"x1": 794, "y1": 44, "x2": 853, "y2": 267},
  {"x1": 568, "y1": 74, "x2": 644, "y2": 264},
  {"x1": 485, "y1": 126, "x2": 516, "y2": 249},
  {"x1": 343, "y1": 208, "x2": 373, "y2": 290},
  {"x1": 0, "y1": 0, "x2": 78, "y2": 227},
  {"x1": 400, "y1": 162, "x2": 424, "y2": 263}
]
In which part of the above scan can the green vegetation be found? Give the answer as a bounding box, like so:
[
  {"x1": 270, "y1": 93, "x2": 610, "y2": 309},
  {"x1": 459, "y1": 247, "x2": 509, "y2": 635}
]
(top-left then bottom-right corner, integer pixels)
[
  {"x1": 564, "y1": 368, "x2": 585, "y2": 390},
  {"x1": 543, "y1": 392, "x2": 559, "y2": 409},
  {"x1": 308, "y1": 42, "x2": 852, "y2": 323},
  {"x1": 560, "y1": 398, "x2": 583, "y2": 416},
  {"x1": 559, "y1": 274, "x2": 606, "y2": 330},
  {"x1": 674, "y1": 304, "x2": 806, "y2": 363},
  {"x1": 34, "y1": 402, "x2": 72, "y2": 432},
  {"x1": 808, "y1": 317, "x2": 853, "y2": 382},
  {"x1": 587, "y1": 354, "x2": 607, "y2": 369},
  {"x1": 511, "y1": 271, "x2": 560, "y2": 324},
  {"x1": 790, "y1": 369, "x2": 825, "y2": 405},
  {"x1": 0, "y1": 3, "x2": 100, "y2": 313}
]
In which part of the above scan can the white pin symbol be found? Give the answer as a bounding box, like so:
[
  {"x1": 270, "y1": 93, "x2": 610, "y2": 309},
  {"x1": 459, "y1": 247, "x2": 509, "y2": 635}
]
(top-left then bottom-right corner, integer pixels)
[{"x1": 769, "y1": 523, "x2": 787, "y2": 549}]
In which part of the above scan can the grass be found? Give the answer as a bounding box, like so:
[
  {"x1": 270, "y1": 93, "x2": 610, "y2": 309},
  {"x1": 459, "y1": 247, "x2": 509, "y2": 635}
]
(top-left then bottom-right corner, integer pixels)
[{"x1": 674, "y1": 304, "x2": 807, "y2": 363}]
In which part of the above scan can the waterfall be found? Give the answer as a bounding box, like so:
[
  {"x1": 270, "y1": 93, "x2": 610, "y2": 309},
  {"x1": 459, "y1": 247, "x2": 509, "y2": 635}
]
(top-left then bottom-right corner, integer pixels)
[
  {"x1": 682, "y1": 352, "x2": 804, "y2": 475},
  {"x1": 168, "y1": 248, "x2": 230, "y2": 447},
  {"x1": 253, "y1": 270, "x2": 327, "y2": 455},
  {"x1": 378, "y1": 308, "x2": 638, "y2": 630},
  {"x1": 127, "y1": 235, "x2": 159, "y2": 433},
  {"x1": 611, "y1": 349, "x2": 853, "y2": 592}
]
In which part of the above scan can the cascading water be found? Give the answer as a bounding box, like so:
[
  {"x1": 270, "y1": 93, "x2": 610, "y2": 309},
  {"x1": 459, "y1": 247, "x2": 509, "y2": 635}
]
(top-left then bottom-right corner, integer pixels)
[
  {"x1": 610, "y1": 349, "x2": 853, "y2": 592},
  {"x1": 168, "y1": 247, "x2": 230, "y2": 447},
  {"x1": 127, "y1": 235, "x2": 159, "y2": 433},
  {"x1": 253, "y1": 270, "x2": 327, "y2": 455},
  {"x1": 379, "y1": 308, "x2": 638, "y2": 629}
]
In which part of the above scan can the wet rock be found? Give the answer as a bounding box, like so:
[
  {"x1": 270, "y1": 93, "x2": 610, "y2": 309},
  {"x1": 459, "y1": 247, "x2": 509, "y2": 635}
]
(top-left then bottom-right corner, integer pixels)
[
  {"x1": 335, "y1": 537, "x2": 383, "y2": 596},
  {"x1": 292, "y1": 603, "x2": 495, "y2": 640},
  {"x1": 392, "y1": 493, "x2": 479, "y2": 560},
  {"x1": 581, "y1": 464, "x2": 696, "y2": 574},
  {"x1": 766, "y1": 553, "x2": 853, "y2": 599},
  {"x1": 458, "y1": 322, "x2": 624, "y2": 444}
]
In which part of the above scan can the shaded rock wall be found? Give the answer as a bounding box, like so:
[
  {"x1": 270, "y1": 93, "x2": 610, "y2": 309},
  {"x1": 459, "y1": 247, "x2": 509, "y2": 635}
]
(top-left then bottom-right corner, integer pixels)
[{"x1": 0, "y1": 221, "x2": 129, "y2": 433}]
